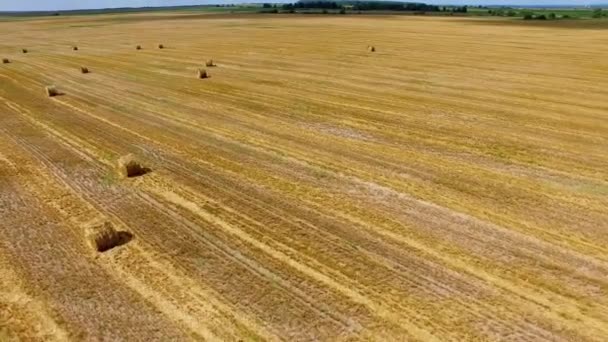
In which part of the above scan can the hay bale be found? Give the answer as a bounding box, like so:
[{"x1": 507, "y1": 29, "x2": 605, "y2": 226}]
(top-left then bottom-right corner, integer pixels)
[
  {"x1": 45, "y1": 85, "x2": 59, "y2": 97},
  {"x1": 80, "y1": 66, "x2": 89, "y2": 74},
  {"x1": 158, "y1": 44, "x2": 164, "y2": 49},
  {"x1": 2, "y1": 58, "x2": 9, "y2": 64},
  {"x1": 136, "y1": 45, "x2": 142, "y2": 50},
  {"x1": 85, "y1": 221, "x2": 121, "y2": 252},
  {"x1": 368, "y1": 45, "x2": 375, "y2": 52},
  {"x1": 73, "y1": 46, "x2": 78, "y2": 51},
  {"x1": 22, "y1": 48, "x2": 28, "y2": 54},
  {"x1": 197, "y1": 68, "x2": 208, "y2": 79},
  {"x1": 205, "y1": 59, "x2": 215, "y2": 67},
  {"x1": 116, "y1": 154, "x2": 149, "y2": 178}
]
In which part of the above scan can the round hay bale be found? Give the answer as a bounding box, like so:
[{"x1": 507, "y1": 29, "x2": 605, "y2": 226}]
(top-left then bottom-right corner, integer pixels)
[
  {"x1": 136, "y1": 45, "x2": 142, "y2": 50},
  {"x1": 45, "y1": 85, "x2": 59, "y2": 97},
  {"x1": 205, "y1": 59, "x2": 215, "y2": 67},
  {"x1": 73, "y1": 46, "x2": 78, "y2": 51},
  {"x1": 197, "y1": 68, "x2": 208, "y2": 79},
  {"x1": 158, "y1": 44, "x2": 164, "y2": 49},
  {"x1": 22, "y1": 48, "x2": 28, "y2": 54},
  {"x1": 85, "y1": 221, "x2": 121, "y2": 252},
  {"x1": 2, "y1": 58, "x2": 9, "y2": 64},
  {"x1": 368, "y1": 45, "x2": 376, "y2": 52},
  {"x1": 80, "y1": 66, "x2": 89, "y2": 74},
  {"x1": 116, "y1": 154, "x2": 149, "y2": 178}
]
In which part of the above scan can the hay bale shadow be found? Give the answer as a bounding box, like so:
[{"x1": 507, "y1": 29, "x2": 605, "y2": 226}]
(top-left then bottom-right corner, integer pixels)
[
  {"x1": 197, "y1": 68, "x2": 209, "y2": 79},
  {"x1": 85, "y1": 221, "x2": 133, "y2": 253},
  {"x1": 117, "y1": 154, "x2": 151, "y2": 178},
  {"x1": 45, "y1": 86, "x2": 65, "y2": 97},
  {"x1": 115, "y1": 231, "x2": 134, "y2": 247}
]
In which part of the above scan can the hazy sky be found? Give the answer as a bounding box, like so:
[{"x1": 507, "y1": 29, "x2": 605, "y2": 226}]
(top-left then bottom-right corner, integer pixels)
[{"x1": 0, "y1": 0, "x2": 600, "y2": 12}]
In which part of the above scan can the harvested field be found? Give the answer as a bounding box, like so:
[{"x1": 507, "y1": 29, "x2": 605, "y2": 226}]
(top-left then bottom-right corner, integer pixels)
[{"x1": 1, "y1": 13, "x2": 608, "y2": 341}]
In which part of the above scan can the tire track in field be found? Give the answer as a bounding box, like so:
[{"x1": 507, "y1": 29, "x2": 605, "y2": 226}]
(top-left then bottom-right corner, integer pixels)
[
  {"x1": 2, "y1": 73, "x2": 604, "y2": 340},
  {"x1": 10, "y1": 87, "x2": 584, "y2": 340},
  {"x1": 0, "y1": 101, "x2": 278, "y2": 340},
  {"x1": 2, "y1": 71, "x2": 464, "y2": 340},
  {"x1": 4, "y1": 52, "x2": 608, "y2": 292},
  {"x1": 140, "y1": 175, "x2": 570, "y2": 341},
  {"x1": 0, "y1": 99, "x2": 371, "y2": 340},
  {"x1": 7, "y1": 90, "x2": 512, "y2": 340},
  {"x1": 0, "y1": 133, "x2": 192, "y2": 341},
  {"x1": 0, "y1": 112, "x2": 279, "y2": 340}
]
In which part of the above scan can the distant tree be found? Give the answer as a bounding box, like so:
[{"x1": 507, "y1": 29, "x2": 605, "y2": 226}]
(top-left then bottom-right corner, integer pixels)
[
  {"x1": 263, "y1": 3, "x2": 272, "y2": 8},
  {"x1": 451, "y1": 6, "x2": 467, "y2": 13},
  {"x1": 322, "y1": 9, "x2": 328, "y2": 14},
  {"x1": 548, "y1": 12, "x2": 556, "y2": 20},
  {"x1": 536, "y1": 14, "x2": 547, "y2": 20},
  {"x1": 293, "y1": 1, "x2": 440, "y2": 12},
  {"x1": 339, "y1": 8, "x2": 346, "y2": 14},
  {"x1": 521, "y1": 10, "x2": 533, "y2": 19},
  {"x1": 592, "y1": 8, "x2": 603, "y2": 18}
]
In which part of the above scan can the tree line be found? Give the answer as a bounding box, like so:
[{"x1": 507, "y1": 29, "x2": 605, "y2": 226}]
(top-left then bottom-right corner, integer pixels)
[{"x1": 264, "y1": 1, "x2": 460, "y2": 13}]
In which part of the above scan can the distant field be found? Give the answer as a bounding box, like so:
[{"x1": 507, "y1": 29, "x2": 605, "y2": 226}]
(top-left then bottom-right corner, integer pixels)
[
  {"x1": 0, "y1": 5, "x2": 260, "y2": 17},
  {"x1": 469, "y1": 6, "x2": 608, "y2": 19},
  {"x1": 2, "y1": 5, "x2": 607, "y2": 20},
  {"x1": 1, "y1": 12, "x2": 608, "y2": 341}
]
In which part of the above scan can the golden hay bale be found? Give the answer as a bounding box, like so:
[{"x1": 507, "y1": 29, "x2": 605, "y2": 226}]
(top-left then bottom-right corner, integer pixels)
[
  {"x1": 136, "y1": 45, "x2": 142, "y2": 50},
  {"x1": 80, "y1": 66, "x2": 89, "y2": 74},
  {"x1": 158, "y1": 44, "x2": 164, "y2": 49},
  {"x1": 2, "y1": 58, "x2": 9, "y2": 64},
  {"x1": 205, "y1": 59, "x2": 215, "y2": 67},
  {"x1": 116, "y1": 154, "x2": 149, "y2": 178},
  {"x1": 85, "y1": 221, "x2": 121, "y2": 252},
  {"x1": 45, "y1": 85, "x2": 59, "y2": 97},
  {"x1": 22, "y1": 48, "x2": 28, "y2": 54},
  {"x1": 73, "y1": 46, "x2": 78, "y2": 51},
  {"x1": 368, "y1": 45, "x2": 376, "y2": 52},
  {"x1": 197, "y1": 68, "x2": 208, "y2": 79}
]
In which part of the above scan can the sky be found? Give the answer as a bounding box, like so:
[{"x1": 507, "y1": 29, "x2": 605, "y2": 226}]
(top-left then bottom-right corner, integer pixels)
[{"x1": 0, "y1": 0, "x2": 601, "y2": 12}]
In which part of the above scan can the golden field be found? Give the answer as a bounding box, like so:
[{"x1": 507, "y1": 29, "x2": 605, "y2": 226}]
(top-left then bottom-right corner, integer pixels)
[{"x1": 1, "y1": 12, "x2": 607, "y2": 341}]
